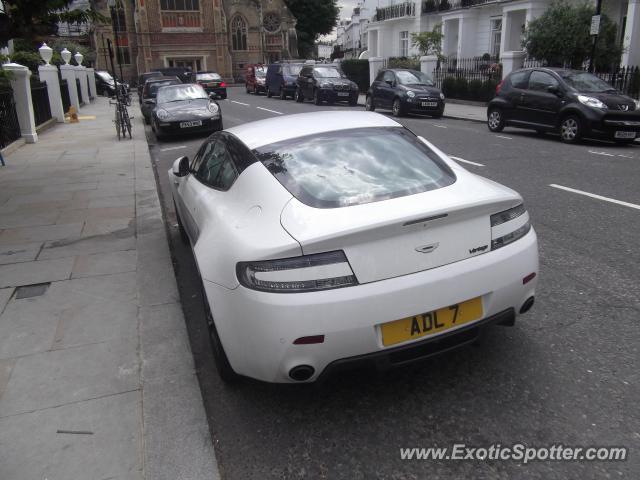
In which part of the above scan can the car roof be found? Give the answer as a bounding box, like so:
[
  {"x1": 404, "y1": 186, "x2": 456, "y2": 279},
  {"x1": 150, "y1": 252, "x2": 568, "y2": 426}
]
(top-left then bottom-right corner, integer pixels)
[
  {"x1": 146, "y1": 76, "x2": 180, "y2": 83},
  {"x1": 196, "y1": 71, "x2": 220, "y2": 74},
  {"x1": 227, "y1": 112, "x2": 402, "y2": 150}
]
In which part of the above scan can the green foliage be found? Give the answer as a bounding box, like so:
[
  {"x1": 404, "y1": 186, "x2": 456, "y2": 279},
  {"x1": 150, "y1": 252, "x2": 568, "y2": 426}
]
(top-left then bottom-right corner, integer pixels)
[
  {"x1": 411, "y1": 24, "x2": 443, "y2": 57},
  {"x1": 341, "y1": 59, "x2": 369, "y2": 91},
  {"x1": 440, "y1": 76, "x2": 498, "y2": 102},
  {"x1": 522, "y1": 1, "x2": 623, "y2": 69},
  {"x1": 47, "y1": 38, "x2": 96, "y2": 66},
  {"x1": 388, "y1": 57, "x2": 420, "y2": 70},
  {"x1": 284, "y1": 0, "x2": 339, "y2": 58},
  {"x1": 0, "y1": 55, "x2": 14, "y2": 85},
  {"x1": 9, "y1": 51, "x2": 42, "y2": 72}
]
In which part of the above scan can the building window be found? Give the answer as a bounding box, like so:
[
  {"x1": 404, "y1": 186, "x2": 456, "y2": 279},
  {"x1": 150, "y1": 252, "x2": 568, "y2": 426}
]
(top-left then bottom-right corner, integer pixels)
[
  {"x1": 167, "y1": 58, "x2": 203, "y2": 71},
  {"x1": 231, "y1": 16, "x2": 247, "y2": 51},
  {"x1": 489, "y1": 18, "x2": 502, "y2": 58},
  {"x1": 116, "y1": 46, "x2": 131, "y2": 65},
  {"x1": 160, "y1": 0, "x2": 200, "y2": 10},
  {"x1": 110, "y1": 0, "x2": 126, "y2": 32},
  {"x1": 399, "y1": 31, "x2": 408, "y2": 57}
]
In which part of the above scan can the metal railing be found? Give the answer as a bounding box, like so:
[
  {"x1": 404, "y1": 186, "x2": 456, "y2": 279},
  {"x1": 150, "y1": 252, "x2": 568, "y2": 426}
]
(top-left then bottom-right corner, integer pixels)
[
  {"x1": 0, "y1": 88, "x2": 22, "y2": 149},
  {"x1": 422, "y1": 0, "x2": 497, "y2": 14},
  {"x1": 161, "y1": 11, "x2": 201, "y2": 28},
  {"x1": 76, "y1": 78, "x2": 83, "y2": 105},
  {"x1": 374, "y1": 2, "x2": 416, "y2": 21},
  {"x1": 60, "y1": 79, "x2": 71, "y2": 113},
  {"x1": 30, "y1": 81, "x2": 53, "y2": 127}
]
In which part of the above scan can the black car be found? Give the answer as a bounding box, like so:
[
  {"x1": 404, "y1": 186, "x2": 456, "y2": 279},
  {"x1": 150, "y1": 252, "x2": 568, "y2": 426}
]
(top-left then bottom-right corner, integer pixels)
[
  {"x1": 151, "y1": 84, "x2": 223, "y2": 140},
  {"x1": 195, "y1": 72, "x2": 227, "y2": 99},
  {"x1": 137, "y1": 71, "x2": 162, "y2": 102},
  {"x1": 295, "y1": 64, "x2": 358, "y2": 105},
  {"x1": 365, "y1": 69, "x2": 445, "y2": 118},
  {"x1": 95, "y1": 70, "x2": 129, "y2": 97},
  {"x1": 140, "y1": 76, "x2": 182, "y2": 124},
  {"x1": 487, "y1": 68, "x2": 640, "y2": 144}
]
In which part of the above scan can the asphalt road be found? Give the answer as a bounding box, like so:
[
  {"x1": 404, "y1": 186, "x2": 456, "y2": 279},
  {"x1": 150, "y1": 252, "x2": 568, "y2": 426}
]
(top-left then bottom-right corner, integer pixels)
[{"x1": 143, "y1": 87, "x2": 640, "y2": 480}]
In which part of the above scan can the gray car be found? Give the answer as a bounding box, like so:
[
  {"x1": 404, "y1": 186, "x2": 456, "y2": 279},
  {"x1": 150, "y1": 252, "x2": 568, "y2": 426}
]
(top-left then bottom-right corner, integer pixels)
[{"x1": 140, "y1": 76, "x2": 181, "y2": 124}]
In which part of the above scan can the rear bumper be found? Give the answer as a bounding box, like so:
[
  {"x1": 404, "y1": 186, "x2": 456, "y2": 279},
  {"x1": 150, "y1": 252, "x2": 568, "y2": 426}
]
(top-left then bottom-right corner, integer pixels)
[
  {"x1": 202, "y1": 87, "x2": 227, "y2": 98},
  {"x1": 204, "y1": 228, "x2": 539, "y2": 383}
]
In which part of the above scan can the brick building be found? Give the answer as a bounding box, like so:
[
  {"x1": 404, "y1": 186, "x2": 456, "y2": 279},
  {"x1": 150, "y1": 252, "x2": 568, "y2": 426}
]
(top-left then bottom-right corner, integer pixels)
[{"x1": 92, "y1": 0, "x2": 297, "y2": 83}]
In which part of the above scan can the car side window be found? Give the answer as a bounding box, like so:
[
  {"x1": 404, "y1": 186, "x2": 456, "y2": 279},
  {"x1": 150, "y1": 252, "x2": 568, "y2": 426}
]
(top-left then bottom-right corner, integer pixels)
[
  {"x1": 375, "y1": 70, "x2": 386, "y2": 82},
  {"x1": 383, "y1": 71, "x2": 395, "y2": 84},
  {"x1": 190, "y1": 139, "x2": 215, "y2": 172},
  {"x1": 509, "y1": 71, "x2": 529, "y2": 89},
  {"x1": 194, "y1": 140, "x2": 238, "y2": 190},
  {"x1": 528, "y1": 71, "x2": 559, "y2": 92}
]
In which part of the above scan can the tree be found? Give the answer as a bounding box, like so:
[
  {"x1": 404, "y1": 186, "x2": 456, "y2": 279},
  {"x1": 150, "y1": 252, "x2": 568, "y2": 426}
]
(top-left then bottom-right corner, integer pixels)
[
  {"x1": 284, "y1": 0, "x2": 339, "y2": 58},
  {"x1": 522, "y1": 1, "x2": 623, "y2": 70},
  {"x1": 411, "y1": 24, "x2": 443, "y2": 58},
  {"x1": 0, "y1": 0, "x2": 107, "y2": 48}
]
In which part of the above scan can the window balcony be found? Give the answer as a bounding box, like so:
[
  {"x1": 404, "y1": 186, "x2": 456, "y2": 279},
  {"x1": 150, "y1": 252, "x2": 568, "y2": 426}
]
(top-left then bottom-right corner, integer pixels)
[
  {"x1": 421, "y1": 0, "x2": 499, "y2": 14},
  {"x1": 373, "y1": 2, "x2": 416, "y2": 22},
  {"x1": 161, "y1": 11, "x2": 202, "y2": 29}
]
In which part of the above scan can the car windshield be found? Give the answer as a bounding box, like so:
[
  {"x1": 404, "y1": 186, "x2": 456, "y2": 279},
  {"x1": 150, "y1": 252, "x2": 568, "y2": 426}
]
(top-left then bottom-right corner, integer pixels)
[
  {"x1": 147, "y1": 80, "x2": 179, "y2": 97},
  {"x1": 284, "y1": 65, "x2": 303, "y2": 75},
  {"x1": 157, "y1": 84, "x2": 208, "y2": 103},
  {"x1": 254, "y1": 127, "x2": 455, "y2": 208},
  {"x1": 255, "y1": 68, "x2": 266, "y2": 77},
  {"x1": 561, "y1": 72, "x2": 616, "y2": 93},
  {"x1": 396, "y1": 70, "x2": 434, "y2": 86},
  {"x1": 314, "y1": 67, "x2": 344, "y2": 78},
  {"x1": 97, "y1": 71, "x2": 114, "y2": 82},
  {"x1": 197, "y1": 73, "x2": 222, "y2": 81}
]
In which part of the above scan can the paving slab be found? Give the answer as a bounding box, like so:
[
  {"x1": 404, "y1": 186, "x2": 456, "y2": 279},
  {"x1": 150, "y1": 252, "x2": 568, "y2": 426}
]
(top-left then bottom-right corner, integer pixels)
[
  {"x1": 39, "y1": 232, "x2": 136, "y2": 260},
  {"x1": 0, "y1": 288, "x2": 12, "y2": 314},
  {"x1": 136, "y1": 252, "x2": 179, "y2": 307},
  {"x1": 0, "y1": 210, "x2": 59, "y2": 229},
  {"x1": 72, "y1": 250, "x2": 138, "y2": 278},
  {"x1": 57, "y1": 205, "x2": 135, "y2": 223},
  {"x1": 0, "y1": 222, "x2": 83, "y2": 245},
  {"x1": 4, "y1": 191, "x2": 74, "y2": 206},
  {"x1": 0, "y1": 257, "x2": 74, "y2": 289},
  {"x1": 0, "y1": 242, "x2": 42, "y2": 265},
  {"x1": 0, "y1": 391, "x2": 143, "y2": 480}
]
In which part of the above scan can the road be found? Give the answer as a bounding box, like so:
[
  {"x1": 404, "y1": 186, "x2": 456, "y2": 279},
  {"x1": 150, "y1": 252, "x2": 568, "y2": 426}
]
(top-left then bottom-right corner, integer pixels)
[{"x1": 143, "y1": 87, "x2": 640, "y2": 479}]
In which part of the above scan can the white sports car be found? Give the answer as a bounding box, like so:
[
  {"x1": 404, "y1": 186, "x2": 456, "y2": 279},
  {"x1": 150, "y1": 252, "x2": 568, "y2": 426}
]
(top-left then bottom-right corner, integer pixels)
[{"x1": 169, "y1": 111, "x2": 538, "y2": 383}]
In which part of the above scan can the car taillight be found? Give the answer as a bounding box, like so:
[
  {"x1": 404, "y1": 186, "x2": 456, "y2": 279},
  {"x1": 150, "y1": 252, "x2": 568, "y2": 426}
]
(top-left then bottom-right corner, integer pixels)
[
  {"x1": 220, "y1": 82, "x2": 226, "y2": 87},
  {"x1": 496, "y1": 80, "x2": 504, "y2": 95},
  {"x1": 237, "y1": 251, "x2": 358, "y2": 293},
  {"x1": 490, "y1": 204, "x2": 531, "y2": 250}
]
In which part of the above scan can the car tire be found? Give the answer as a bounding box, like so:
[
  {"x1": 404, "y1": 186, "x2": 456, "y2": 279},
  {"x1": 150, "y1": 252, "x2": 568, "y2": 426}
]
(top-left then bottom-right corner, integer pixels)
[
  {"x1": 173, "y1": 200, "x2": 189, "y2": 245},
  {"x1": 202, "y1": 284, "x2": 240, "y2": 384},
  {"x1": 279, "y1": 86, "x2": 287, "y2": 100},
  {"x1": 143, "y1": 115, "x2": 150, "y2": 125},
  {"x1": 313, "y1": 89, "x2": 322, "y2": 105},
  {"x1": 295, "y1": 88, "x2": 304, "y2": 103},
  {"x1": 267, "y1": 87, "x2": 272, "y2": 98},
  {"x1": 392, "y1": 98, "x2": 405, "y2": 117},
  {"x1": 153, "y1": 120, "x2": 165, "y2": 141},
  {"x1": 559, "y1": 115, "x2": 582, "y2": 144},
  {"x1": 245, "y1": 83, "x2": 250, "y2": 94},
  {"x1": 365, "y1": 95, "x2": 375, "y2": 111},
  {"x1": 214, "y1": 118, "x2": 223, "y2": 131},
  {"x1": 487, "y1": 108, "x2": 505, "y2": 132}
]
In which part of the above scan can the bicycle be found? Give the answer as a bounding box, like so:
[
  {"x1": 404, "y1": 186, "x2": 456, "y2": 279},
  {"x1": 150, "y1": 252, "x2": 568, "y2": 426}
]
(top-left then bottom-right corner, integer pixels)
[{"x1": 110, "y1": 95, "x2": 132, "y2": 140}]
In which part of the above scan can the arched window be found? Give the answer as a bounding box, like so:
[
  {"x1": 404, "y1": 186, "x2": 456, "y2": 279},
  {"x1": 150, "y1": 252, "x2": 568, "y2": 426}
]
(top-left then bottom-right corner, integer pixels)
[{"x1": 231, "y1": 16, "x2": 247, "y2": 51}]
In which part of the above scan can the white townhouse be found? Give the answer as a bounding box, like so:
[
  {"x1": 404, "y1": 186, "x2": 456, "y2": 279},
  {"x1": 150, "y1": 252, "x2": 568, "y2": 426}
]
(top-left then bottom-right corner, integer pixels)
[
  {"x1": 335, "y1": 3, "x2": 374, "y2": 59},
  {"x1": 363, "y1": 0, "x2": 640, "y2": 67}
]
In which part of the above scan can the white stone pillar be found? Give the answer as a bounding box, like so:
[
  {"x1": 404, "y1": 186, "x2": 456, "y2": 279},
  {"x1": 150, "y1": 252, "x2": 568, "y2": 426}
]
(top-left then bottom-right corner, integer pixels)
[
  {"x1": 87, "y1": 67, "x2": 97, "y2": 99},
  {"x1": 37, "y1": 64, "x2": 65, "y2": 123},
  {"x1": 501, "y1": 50, "x2": 526, "y2": 79},
  {"x1": 368, "y1": 57, "x2": 384, "y2": 86},
  {"x1": 420, "y1": 55, "x2": 438, "y2": 77},
  {"x1": 76, "y1": 66, "x2": 90, "y2": 105},
  {"x1": 622, "y1": 0, "x2": 640, "y2": 66},
  {"x1": 1, "y1": 63, "x2": 38, "y2": 143},
  {"x1": 60, "y1": 63, "x2": 80, "y2": 111}
]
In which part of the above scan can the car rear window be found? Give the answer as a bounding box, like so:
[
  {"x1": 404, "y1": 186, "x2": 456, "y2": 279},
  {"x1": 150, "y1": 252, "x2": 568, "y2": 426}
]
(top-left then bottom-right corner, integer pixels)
[
  {"x1": 197, "y1": 73, "x2": 222, "y2": 81},
  {"x1": 253, "y1": 127, "x2": 456, "y2": 208}
]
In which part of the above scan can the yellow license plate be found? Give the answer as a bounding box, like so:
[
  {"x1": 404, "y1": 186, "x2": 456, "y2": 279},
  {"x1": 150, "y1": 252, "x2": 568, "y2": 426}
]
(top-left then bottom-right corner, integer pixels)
[{"x1": 380, "y1": 297, "x2": 483, "y2": 347}]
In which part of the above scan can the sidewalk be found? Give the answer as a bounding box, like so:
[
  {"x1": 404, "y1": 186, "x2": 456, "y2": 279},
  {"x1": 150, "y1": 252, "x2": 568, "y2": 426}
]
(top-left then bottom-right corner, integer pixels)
[
  {"x1": 357, "y1": 93, "x2": 486, "y2": 122},
  {"x1": 0, "y1": 99, "x2": 219, "y2": 479}
]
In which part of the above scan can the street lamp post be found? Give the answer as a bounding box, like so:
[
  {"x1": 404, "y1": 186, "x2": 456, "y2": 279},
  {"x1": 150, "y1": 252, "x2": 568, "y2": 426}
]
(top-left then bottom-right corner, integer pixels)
[{"x1": 588, "y1": 0, "x2": 603, "y2": 72}]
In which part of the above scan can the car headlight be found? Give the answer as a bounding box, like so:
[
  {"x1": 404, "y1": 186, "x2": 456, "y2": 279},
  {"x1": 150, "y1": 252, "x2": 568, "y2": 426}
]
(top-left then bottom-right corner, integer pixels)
[
  {"x1": 156, "y1": 109, "x2": 170, "y2": 121},
  {"x1": 207, "y1": 102, "x2": 220, "y2": 114},
  {"x1": 578, "y1": 95, "x2": 607, "y2": 109},
  {"x1": 490, "y1": 204, "x2": 531, "y2": 250},
  {"x1": 635, "y1": 99, "x2": 640, "y2": 110},
  {"x1": 237, "y1": 250, "x2": 358, "y2": 293},
  {"x1": 440, "y1": 92, "x2": 445, "y2": 100},
  {"x1": 406, "y1": 91, "x2": 415, "y2": 98},
  {"x1": 319, "y1": 82, "x2": 331, "y2": 88}
]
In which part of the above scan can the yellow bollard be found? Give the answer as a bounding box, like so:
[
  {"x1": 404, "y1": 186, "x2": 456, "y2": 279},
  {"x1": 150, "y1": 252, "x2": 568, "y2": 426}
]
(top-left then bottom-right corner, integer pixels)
[{"x1": 67, "y1": 106, "x2": 79, "y2": 123}]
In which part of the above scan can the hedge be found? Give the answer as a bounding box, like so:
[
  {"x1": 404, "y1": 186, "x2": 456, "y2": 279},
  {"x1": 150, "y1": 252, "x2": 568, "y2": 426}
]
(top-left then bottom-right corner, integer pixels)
[
  {"x1": 388, "y1": 57, "x2": 420, "y2": 70},
  {"x1": 341, "y1": 59, "x2": 370, "y2": 92},
  {"x1": 441, "y1": 76, "x2": 498, "y2": 102}
]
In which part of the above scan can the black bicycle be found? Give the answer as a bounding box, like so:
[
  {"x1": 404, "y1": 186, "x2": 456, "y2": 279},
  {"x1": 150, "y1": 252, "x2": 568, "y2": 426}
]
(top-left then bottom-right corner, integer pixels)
[{"x1": 110, "y1": 92, "x2": 132, "y2": 140}]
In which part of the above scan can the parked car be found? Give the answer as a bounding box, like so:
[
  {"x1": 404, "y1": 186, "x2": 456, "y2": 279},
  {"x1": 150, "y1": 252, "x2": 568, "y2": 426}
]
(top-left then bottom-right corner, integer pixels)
[
  {"x1": 151, "y1": 84, "x2": 223, "y2": 140},
  {"x1": 168, "y1": 111, "x2": 538, "y2": 383},
  {"x1": 95, "y1": 70, "x2": 129, "y2": 97},
  {"x1": 140, "y1": 76, "x2": 181, "y2": 124},
  {"x1": 245, "y1": 64, "x2": 267, "y2": 94},
  {"x1": 366, "y1": 69, "x2": 445, "y2": 118},
  {"x1": 295, "y1": 64, "x2": 359, "y2": 105},
  {"x1": 137, "y1": 71, "x2": 162, "y2": 102},
  {"x1": 155, "y1": 67, "x2": 194, "y2": 84},
  {"x1": 195, "y1": 71, "x2": 227, "y2": 99},
  {"x1": 265, "y1": 62, "x2": 304, "y2": 99},
  {"x1": 487, "y1": 67, "x2": 640, "y2": 144}
]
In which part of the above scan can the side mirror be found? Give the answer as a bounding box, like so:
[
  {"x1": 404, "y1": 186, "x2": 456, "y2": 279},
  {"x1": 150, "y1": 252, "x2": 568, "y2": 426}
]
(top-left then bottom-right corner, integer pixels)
[
  {"x1": 144, "y1": 98, "x2": 156, "y2": 105},
  {"x1": 209, "y1": 92, "x2": 216, "y2": 99},
  {"x1": 547, "y1": 85, "x2": 560, "y2": 95},
  {"x1": 385, "y1": 80, "x2": 394, "y2": 87},
  {"x1": 172, "y1": 156, "x2": 190, "y2": 177}
]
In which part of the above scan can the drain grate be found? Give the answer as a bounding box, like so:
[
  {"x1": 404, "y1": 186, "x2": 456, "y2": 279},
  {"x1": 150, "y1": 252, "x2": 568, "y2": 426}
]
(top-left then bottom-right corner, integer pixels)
[{"x1": 15, "y1": 282, "x2": 51, "y2": 299}]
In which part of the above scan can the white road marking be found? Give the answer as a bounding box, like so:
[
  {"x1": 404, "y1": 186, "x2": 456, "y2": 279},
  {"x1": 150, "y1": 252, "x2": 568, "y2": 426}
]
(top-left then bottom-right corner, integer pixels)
[
  {"x1": 432, "y1": 124, "x2": 447, "y2": 128},
  {"x1": 160, "y1": 145, "x2": 187, "y2": 152},
  {"x1": 495, "y1": 135, "x2": 512, "y2": 140},
  {"x1": 618, "y1": 154, "x2": 634, "y2": 159},
  {"x1": 256, "y1": 106, "x2": 283, "y2": 115},
  {"x1": 549, "y1": 184, "x2": 640, "y2": 211},
  {"x1": 448, "y1": 155, "x2": 485, "y2": 167},
  {"x1": 588, "y1": 150, "x2": 615, "y2": 157},
  {"x1": 230, "y1": 100, "x2": 250, "y2": 106}
]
